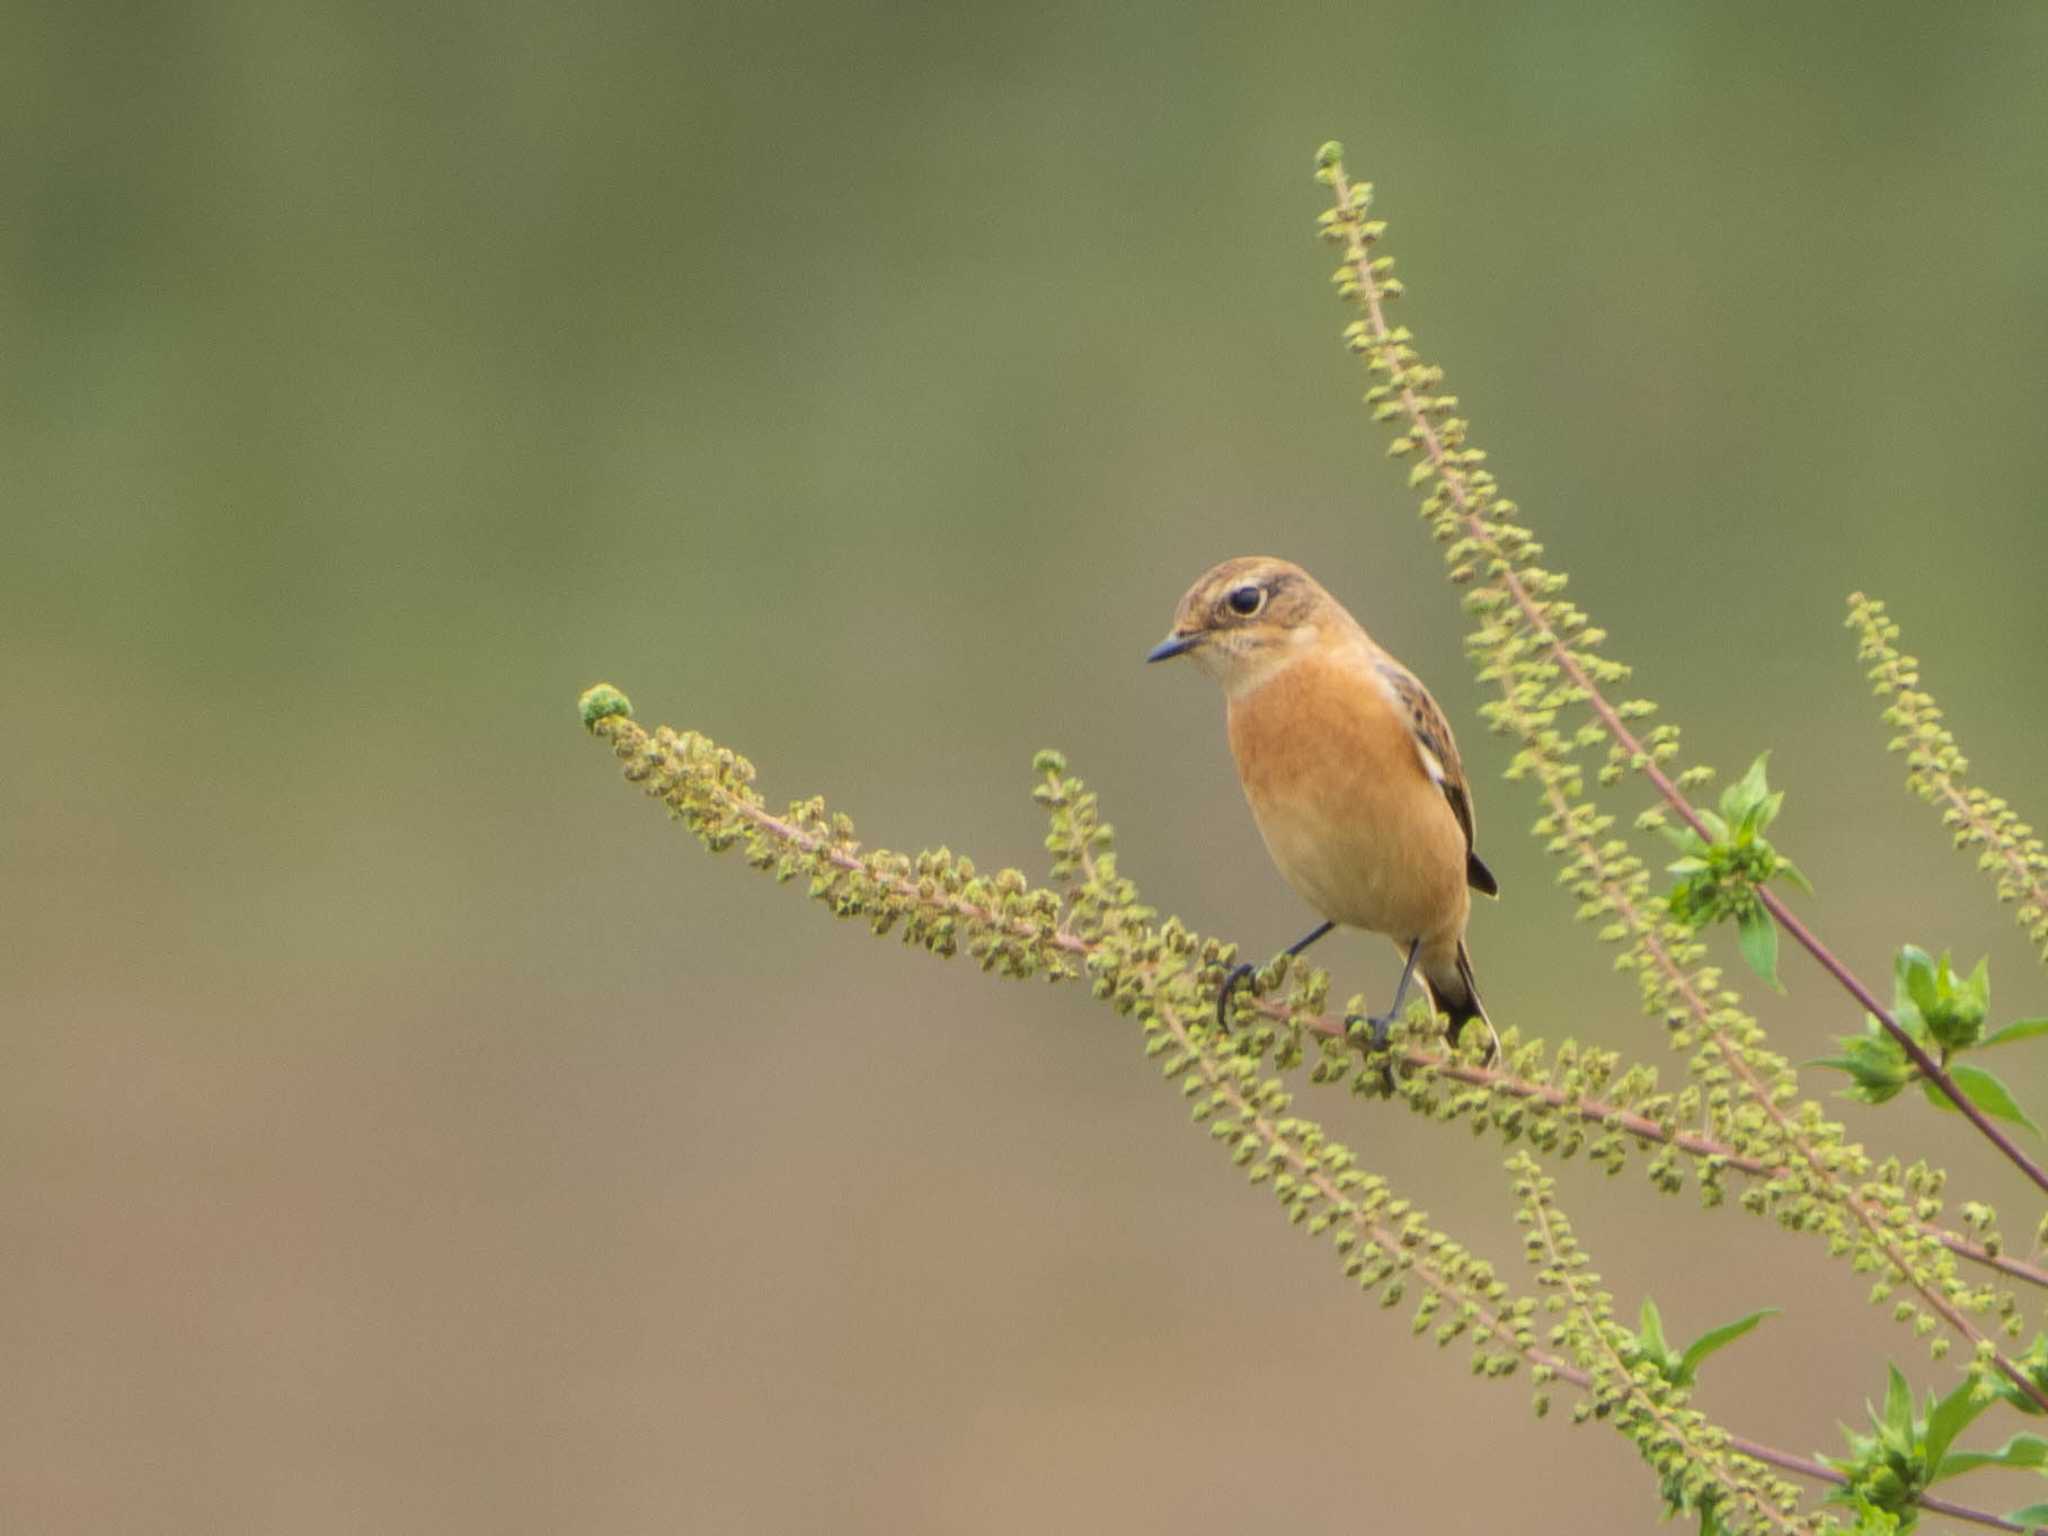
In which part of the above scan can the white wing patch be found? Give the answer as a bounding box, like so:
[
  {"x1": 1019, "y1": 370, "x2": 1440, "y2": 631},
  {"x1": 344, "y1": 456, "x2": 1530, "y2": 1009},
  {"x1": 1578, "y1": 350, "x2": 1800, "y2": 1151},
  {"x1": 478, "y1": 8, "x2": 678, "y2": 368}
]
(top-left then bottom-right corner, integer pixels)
[{"x1": 1370, "y1": 659, "x2": 1447, "y2": 785}]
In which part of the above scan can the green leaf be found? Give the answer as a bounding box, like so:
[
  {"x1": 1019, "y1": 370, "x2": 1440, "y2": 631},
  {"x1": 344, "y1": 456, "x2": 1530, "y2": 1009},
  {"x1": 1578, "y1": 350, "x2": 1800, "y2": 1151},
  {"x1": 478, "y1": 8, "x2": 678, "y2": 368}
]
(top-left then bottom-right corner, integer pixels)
[
  {"x1": 1917, "y1": 951, "x2": 1989, "y2": 1051},
  {"x1": 1989, "y1": 1338, "x2": 2048, "y2": 1417},
  {"x1": 1881, "y1": 1364, "x2": 1915, "y2": 1450},
  {"x1": 1847, "y1": 1030, "x2": 1907, "y2": 1063},
  {"x1": 1637, "y1": 1297, "x2": 1669, "y2": 1361},
  {"x1": 1927, "y1": 1004, "x2": 1985, "y2": 1053},
  {"x1": 1922, "y1": 1375, "x2": 1992, "y2": 1472},
  {"x1": 1892, "y1": 997, "x2": 1929, "y2": 1046},
  {"x1": 2005, "y1": 1502, "x2": 2048, "y2": 1532},
  {"x1": 1777, "y1": 857, "x2": 1815, "y2": 896},
  {"x1": 1737, "y1": 904, "x2": 1783, "y2": 991},
  {"x1": 1981, "y1": 1018, "x2": 2048, "y2": 1051},
  {"x1": 1838, "y1": 1077, "x2": 1912, "y2": 1107},
  {"x1": 1933, "y1": 1065, "x2": 2042, "y2": 1136},
  {"x1": 1941, "y1": 1073, "x2": 2039, "y2": 1146},
  {"x1": 1755, "y1": 786, "x2": 1785, "y2": 831},
  {"x1": 1897, "y1": 946, "x2": 1939, "y2": 1019},
  {"x1": 1963, "y1": 955, "x2": 1992, "y2": 1016},
  {"x1": 1722, "y1": 751, "x2": 1772, "y2": 822},
  {"x1": 1852, "y1": 1508, "x2": 1906, "y2": 1535},
  {"x1": 1934, "y1": 1433, "x2": 2048, "y2": 1482},
  {"x1": 1674, "y1": 1308, "x2": 1776, "y2": 1387},
  {"x1": 1815, "y1": 1029, "x2": 1915, "y2": 1104}
]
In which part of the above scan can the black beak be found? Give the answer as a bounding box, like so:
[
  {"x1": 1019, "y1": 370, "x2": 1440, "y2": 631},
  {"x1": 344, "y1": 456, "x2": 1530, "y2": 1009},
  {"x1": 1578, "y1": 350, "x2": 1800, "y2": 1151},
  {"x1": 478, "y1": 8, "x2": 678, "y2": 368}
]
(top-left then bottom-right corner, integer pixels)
[{"x1": 1145, "y1": 632, "x2": 1200, "y2": 664}]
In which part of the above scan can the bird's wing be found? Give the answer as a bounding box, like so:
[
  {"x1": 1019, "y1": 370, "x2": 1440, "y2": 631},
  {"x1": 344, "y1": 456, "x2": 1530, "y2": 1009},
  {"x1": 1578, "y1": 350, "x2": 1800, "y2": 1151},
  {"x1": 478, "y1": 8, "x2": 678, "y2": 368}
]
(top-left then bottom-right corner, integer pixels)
[{"x1": 1376, "y1": 658, "x2": 1499, "y2": 896}]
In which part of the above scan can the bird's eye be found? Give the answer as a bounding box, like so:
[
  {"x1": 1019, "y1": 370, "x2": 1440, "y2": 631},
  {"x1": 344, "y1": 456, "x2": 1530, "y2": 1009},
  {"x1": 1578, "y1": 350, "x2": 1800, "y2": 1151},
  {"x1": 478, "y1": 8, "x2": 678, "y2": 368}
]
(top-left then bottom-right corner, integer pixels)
[{"x1": 1226, "y1": 584, "x2": 1264, "y2": 616}]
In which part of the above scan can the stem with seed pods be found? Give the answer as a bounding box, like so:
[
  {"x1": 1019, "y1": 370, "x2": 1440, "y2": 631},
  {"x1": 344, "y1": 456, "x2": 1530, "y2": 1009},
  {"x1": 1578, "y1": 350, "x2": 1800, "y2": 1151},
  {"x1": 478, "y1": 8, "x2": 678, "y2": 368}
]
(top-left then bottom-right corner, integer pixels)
[
  {"x1": 1317, "y1": 156, "x2": 2048, "y2": 1204},
  {"x1": 1236, "y1": 987, "x2": 2047, "y2": 1292},
  {"x1": 589, "y1": 700, "x2": 2041, "y2": 1302},
  {"x1": 580, "y1": 698, "x2": 2038, "y2": 1534}
]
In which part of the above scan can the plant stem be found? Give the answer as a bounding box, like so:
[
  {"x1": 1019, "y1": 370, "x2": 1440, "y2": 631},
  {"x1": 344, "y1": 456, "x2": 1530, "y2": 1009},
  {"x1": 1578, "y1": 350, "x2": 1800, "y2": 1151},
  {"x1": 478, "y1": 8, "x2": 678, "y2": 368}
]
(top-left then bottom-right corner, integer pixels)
[
  {"x1": 1299, "y1": 1004, "x2": 2048, "y2": 1292},
  {"x1": 1321, "y1": 161, "x2": 2048, "y2": 1389},
  {"x1": 1727, "y1": 1437, "x2": 2040, "y2": 1534},
  {"x1": 1320, "y1": 160, "x2": 2048, "y2": 1203},
  {"x1": 1758, "y1": 886, "x2": 2048, "y2": 1193},
  {"x1": 1527, "y1": 777, "x2": 2048, "y2": 1415},
  {"x1": 1181, "y1": 993, "x2": 2011, "y2": 1533},
  {"x1": 596, "y1": 711, "x2": 2044, "y2": 1299},
  {"x1": 1521, "y1": 1167, "x2": 1810, "y2": 1535},
  {"x1": 587, "y1": 704, "x2": 2038, "y2": 1533}
]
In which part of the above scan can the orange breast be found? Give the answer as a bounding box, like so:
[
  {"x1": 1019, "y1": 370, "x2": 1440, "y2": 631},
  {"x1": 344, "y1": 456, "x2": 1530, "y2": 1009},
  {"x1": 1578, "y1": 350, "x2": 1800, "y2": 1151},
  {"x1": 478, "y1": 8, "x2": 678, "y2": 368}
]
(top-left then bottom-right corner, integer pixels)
[{"x1": 1225, "y1": 650, "x2": 1468, "y2": 942}]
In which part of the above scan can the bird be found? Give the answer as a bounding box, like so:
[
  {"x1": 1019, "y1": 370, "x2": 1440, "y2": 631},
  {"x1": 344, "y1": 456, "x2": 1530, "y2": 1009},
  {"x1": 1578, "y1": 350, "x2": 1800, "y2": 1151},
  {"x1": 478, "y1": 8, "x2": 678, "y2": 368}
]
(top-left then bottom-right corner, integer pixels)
[{"x1": 1145, "y1": 555, "x2": 1499, "y2": 1059}]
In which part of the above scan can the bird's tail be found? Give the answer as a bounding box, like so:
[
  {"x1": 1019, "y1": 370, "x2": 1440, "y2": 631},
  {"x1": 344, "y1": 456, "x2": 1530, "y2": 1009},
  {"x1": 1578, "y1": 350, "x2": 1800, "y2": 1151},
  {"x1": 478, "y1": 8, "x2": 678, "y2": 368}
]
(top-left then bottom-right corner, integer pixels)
[{"x1": 1426, "y1": 940, "x2": 1498, "y2": 1064}]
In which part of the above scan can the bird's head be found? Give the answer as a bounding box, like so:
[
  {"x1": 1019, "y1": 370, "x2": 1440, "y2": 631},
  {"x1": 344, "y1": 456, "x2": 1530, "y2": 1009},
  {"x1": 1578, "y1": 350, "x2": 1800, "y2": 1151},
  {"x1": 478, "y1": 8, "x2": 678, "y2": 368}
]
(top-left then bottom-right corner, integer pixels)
[{"x1": 1145, "y1": 556, "x2": 1344, "y2": 691}]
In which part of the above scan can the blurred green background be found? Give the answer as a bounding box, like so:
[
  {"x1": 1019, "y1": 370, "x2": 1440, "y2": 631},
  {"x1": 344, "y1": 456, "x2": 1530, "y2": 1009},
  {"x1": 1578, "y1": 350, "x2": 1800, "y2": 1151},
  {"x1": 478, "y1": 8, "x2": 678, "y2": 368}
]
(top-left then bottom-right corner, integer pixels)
[{"x1": 9, "y1": 3, "x2": 2048, "y2": 1531}]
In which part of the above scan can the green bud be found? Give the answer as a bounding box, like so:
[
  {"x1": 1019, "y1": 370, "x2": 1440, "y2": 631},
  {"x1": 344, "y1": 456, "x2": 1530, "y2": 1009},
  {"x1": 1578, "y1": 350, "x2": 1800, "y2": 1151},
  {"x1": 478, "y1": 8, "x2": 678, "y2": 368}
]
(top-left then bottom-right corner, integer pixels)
[{"x1": 578, "y1": 683, "x2": 633, "y2": 731}]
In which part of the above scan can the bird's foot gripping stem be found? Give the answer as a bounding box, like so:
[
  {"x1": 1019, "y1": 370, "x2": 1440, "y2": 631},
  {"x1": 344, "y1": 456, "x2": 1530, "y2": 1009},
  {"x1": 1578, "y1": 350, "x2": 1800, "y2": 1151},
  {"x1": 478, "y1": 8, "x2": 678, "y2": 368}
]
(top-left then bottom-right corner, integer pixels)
[
  {"x1": 1215, "y1": 961, "x2": 1257, "y2": 1028},
  {"x1": 1341, "y1": 1010, "x2": 1403, "y2": 1094},
  {"x1": 1350, "y1": 1012, "x2": 1398, "y2": 1055},
  {"x1": 1215, "y1": 921, "x2": 1337, "y2": 1030},
  {"x1": 1350, "y1": 939, "x2": 1423, "y2": 1060}
]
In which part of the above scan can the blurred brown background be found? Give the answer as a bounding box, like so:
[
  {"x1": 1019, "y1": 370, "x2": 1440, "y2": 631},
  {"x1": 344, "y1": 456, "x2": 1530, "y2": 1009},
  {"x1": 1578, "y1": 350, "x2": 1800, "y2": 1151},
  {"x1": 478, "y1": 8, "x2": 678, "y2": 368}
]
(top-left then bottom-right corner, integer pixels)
[{"x1": 8, "y1": 3, "x2": 2048, "y2": 1531}]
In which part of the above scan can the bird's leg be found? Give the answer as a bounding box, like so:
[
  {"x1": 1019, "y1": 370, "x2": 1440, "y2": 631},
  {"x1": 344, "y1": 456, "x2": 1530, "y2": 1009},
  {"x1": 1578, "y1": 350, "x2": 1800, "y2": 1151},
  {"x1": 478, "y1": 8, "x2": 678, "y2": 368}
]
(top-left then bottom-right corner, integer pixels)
[
  {"x1": 1351, "y1": 939, "x2": 1422, "y2": 1054},
  {"x1": 1216, "y1": 920, "x2": 1335, "y2": 1028}
]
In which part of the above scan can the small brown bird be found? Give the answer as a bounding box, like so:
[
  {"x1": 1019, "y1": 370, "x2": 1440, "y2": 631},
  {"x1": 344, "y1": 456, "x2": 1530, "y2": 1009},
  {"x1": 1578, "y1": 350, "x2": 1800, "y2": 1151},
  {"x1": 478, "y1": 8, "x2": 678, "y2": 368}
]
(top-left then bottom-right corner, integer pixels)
[{"x1": 1147, "y1": 556, "x2": 1499, "y2": 1057}]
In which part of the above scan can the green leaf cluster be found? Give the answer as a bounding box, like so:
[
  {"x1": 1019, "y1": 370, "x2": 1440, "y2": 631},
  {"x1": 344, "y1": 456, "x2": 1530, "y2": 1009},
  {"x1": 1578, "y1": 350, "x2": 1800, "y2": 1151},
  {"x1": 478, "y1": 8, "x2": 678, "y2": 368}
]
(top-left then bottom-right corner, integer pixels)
[
  {"x1": 1509, "y1": 1159, "x2": 1806, "y2": 1535},
  {"x1": 1824, "y1": 1365, "x2": 2048, "y2": 1531},
  {"x1": 1622, "y1": 1300, "x2": 1780, "y2": 1536},
  {"x1": 1628, "y1": 1298, "x2": 1776, "y2": 1392},
  {"x1": 1896, "y1": 945, "x2": 1992, "y2": 1055},
  {"x1": 1662, "y1": 753, "x2": 1810, "y2": 989},
  {"x1": 1815, "y1": 946, "x2": 2046, "y2": 1133}
]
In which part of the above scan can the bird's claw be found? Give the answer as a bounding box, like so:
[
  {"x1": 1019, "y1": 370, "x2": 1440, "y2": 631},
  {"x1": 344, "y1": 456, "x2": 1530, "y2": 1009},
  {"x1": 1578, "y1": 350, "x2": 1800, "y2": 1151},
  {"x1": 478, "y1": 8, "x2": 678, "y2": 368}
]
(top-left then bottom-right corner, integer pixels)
[
  {"x1": 1346, "y1": 1013, "x2": 1396, "y2": 1054},
  {"x1": 1216, "y1": 961, "x2": 1257, "y2": 1028},
  {"x1": 1344, "y1": 1012, "x2": 1402, "y2": 1093}
]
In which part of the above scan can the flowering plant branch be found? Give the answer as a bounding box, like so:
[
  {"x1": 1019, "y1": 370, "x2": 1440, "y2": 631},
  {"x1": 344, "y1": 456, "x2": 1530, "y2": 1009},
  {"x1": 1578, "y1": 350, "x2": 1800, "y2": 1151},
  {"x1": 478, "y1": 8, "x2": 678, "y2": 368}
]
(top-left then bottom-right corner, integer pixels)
[
  {"x1": 574, "y1": 141, "x2": 2048, "y2": 1534},
  {"x1": 578, "y1": 692, "x2": 2036, "y2": 1533},
  {"x1": 1312, "y1": 146, "x2": 2048, "y2": 1204}
]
